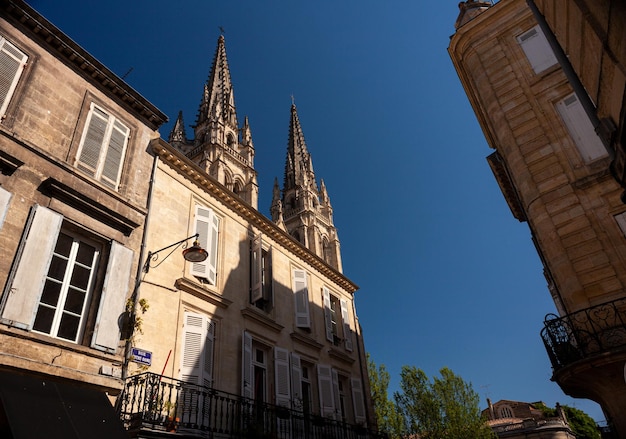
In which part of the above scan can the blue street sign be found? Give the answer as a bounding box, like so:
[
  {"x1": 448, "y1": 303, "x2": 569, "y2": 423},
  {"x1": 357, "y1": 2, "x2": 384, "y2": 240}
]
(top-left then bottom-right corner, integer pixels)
[{"x1": 131, "y1": 347, "x2": 152, "y2": 366}]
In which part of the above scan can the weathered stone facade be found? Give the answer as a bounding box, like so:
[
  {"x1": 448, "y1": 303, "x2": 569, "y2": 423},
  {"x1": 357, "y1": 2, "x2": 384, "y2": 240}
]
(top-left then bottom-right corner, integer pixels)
[
  {"x1": 449, "y1": 0, "x2": 626, "y2": 435},
  {"x1": 0, "y1": 0, "x2": 166, "y2": 398}
]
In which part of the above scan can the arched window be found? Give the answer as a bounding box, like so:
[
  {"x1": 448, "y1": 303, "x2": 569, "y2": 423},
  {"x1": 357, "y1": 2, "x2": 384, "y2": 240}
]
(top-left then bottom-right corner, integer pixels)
[{"x1": 226, "y1": 133, "x2": 235, "y2": 148}]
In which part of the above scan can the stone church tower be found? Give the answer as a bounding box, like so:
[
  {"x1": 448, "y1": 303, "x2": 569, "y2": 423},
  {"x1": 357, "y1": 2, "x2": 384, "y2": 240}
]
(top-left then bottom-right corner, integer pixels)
[
  {"x1": 271, "y1": 104, "x2": 342, "y2": 272},
  {"x1": 168, "y1": 35, "x2": 258, "y2": 208}
]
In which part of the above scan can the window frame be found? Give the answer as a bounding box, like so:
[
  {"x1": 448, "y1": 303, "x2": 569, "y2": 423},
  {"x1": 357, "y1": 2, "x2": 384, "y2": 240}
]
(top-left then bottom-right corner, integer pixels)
[
  {"x1": 75, "y1": 102, "x2": 131, "y2": 191},
  {"x1": 292, "y1": 268, "x2": 310, "y2": 329},
  {"x1": 251, "y1": 234, "x2": 273, "y2": 311},
  {"x1": 190, "y1": 204, "x2": 219, "y2": 284},
  {"x1": 0, "y1": 35, "x2": 28, "y2": 120},
  {"x1": 0, "y1": 204, "x2": 132, "y2": 353}
]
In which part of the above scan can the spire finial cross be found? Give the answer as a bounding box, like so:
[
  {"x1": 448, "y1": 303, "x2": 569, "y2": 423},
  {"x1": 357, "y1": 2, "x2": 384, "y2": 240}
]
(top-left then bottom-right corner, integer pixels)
[{"x1": 219, "y1": 26, "x2": 225, "y2": 35}]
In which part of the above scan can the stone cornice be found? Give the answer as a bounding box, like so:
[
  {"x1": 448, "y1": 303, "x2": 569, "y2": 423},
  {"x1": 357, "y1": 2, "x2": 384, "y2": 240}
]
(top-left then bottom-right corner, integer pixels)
[
  {"x1": 150, "y1": 138, "x2": 359, "y2": 294},
  {"x1": 1, "y1": 0, "x2": 167, "y2": 130}
]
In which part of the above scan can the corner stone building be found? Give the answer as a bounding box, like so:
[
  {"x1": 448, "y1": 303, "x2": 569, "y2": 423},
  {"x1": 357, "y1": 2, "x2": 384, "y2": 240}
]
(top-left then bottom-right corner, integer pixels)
[
  {"x1": 449, "y1": 0, "x2": 626, "y2": 435},
  {"x1": 121, "y1": 32, "x2": 376, "y2": 439},
  {"x1": 0, "y1": 0, "x2": 166, "y2": 436}
]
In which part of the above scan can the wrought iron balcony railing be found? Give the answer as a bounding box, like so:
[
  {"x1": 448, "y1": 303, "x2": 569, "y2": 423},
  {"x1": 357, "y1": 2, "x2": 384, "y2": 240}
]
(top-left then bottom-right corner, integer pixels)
[
  {"x1": 117, "y1": 372, "x2": 382, "y2": 439},
  {"x1": 540, "y1": 297, "x2": 626, "y2": 371}
]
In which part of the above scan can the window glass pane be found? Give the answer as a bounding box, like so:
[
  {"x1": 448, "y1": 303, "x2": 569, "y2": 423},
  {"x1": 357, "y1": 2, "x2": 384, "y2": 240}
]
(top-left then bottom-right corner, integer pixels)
[
  {"x1": 33, "y1": 306, "x2": 54, "y2": 333},
  {"x1": 65, "y1": 288, "x2": 86, "y2": 314},
  {"x1": 46, "y1": 255, "x2": 68, "y2": 281},
  {"x1": 70, "y1": 264, "x2": 91, "y2": 290},
  {"x1": 75, "y1": 242, "x2": 96, "y2": 265},
  {"x1": 40, "y1": 280, "x2": 62, "y2": 306},
  {"x1": 54, "y1": 233, "x2": 73, "y2": 257},
  {"x1": 57, "y1": 313, "x2": 80, "y2": 341}
]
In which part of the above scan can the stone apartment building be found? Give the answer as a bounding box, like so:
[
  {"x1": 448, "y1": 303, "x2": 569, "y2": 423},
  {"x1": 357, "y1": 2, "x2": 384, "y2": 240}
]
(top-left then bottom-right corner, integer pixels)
[
  {"x1": 483, "y1": 400, "x2": 575, "y2": 439},
  {"x1": 449, "y1": 0, "x2": 626, "y2": 435},
  {"x1": 0, "y1": 0, "x2": 167, "y2": 436},
  {"x1": 0, "y1": 0, "x2": 375, "y2": 437},
  {"x1": 117, "y1": 34, "x2": 375, "y2": 438}
]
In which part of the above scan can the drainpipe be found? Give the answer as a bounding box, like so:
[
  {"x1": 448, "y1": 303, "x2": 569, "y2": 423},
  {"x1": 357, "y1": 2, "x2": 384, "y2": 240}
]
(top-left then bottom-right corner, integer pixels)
[
  {"x1": 121, "y1": 149, "x2": 159, "y2": 380},
  {"x1": 526, "y1": 0, "x2": 614, "y2": 158}
]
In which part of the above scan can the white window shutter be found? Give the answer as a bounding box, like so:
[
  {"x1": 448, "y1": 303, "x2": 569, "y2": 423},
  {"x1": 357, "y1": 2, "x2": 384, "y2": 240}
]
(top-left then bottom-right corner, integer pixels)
[
  {"x1": 0, "y1": 186, "x2": 12, "y2": 230},
  {"x1": 0, "y1": 38, "x2": 27, "y2": 118},
  {"x1": 77, "y1": 104, "x2": 108, "y2": 177},
  {"x1": 323, "y1": 287, "x2": 333, "y2": 342},
  {"x1": 517, "y1": 25, "x2": 557, "y2": 74},
  {"x1": 556, "y1": 93, "x2": 608, "y2": 162},
  {"x1": 1, "y1": 205, "x2": 62, "y2": 329},
  {"x1": 274, "y1": 347, "x2": 291, "y2": 407},
  {"x1": 180, "y1": 312, "x2": 208, "y2": 384},
  {"x1": 191, "y1": 205, "x2": 218, "y2": 284},
  {"x1": 340, "y1": 298, "x2": 353, "y2": 351},
  {"x1": 317, "y1": 364, "x2": 335, "y2": 419},
  {"x1": 250, "y1": 235, "x2": 263, "y2": 302},
  {"x1": 351, "y1": 378, "x2": 366, "y2": 424},
  {"x1": 100, "y1": 119, "x2": 129, "y2": 190},
  {"x1": 290, "y1": 353, "x2": 302, "y2": 406},
  {"x1": 293, "y1": 269, "x2": 310, "y2": 328},
  {"x1": 242, "y1": 330, "x2": 253, "y2": 399},
  {"x1": 91, "y1": 241, "x2": 133, "y2": 353}
]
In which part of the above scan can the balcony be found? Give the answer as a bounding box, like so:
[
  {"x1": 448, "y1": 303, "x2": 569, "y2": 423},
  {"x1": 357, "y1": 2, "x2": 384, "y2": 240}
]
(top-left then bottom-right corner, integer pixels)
[
  {"x1": 540, "y1": 298, "x2": 626, "y2": 371},
  {"x1": 117, "y1": 372, "x2": 382, "y2": 439}
]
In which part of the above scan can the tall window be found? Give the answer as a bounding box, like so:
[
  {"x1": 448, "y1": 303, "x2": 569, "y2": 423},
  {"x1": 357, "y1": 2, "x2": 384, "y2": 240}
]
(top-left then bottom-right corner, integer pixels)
[
  {"x1": 293, "y1": 269, "x2": 310, "y2": 328},
  {"x1": 516, "y1": 25, "x2": 557, "y2": 74},
  {"x1": 323, "y1": 287, "x2": 353, "y2": 351},
  {"x1": 76, "y1": 103, "x2": 130, "y2": 190},
  {"x1": 0, "y1": 36, "x2": 27, "y2": 119},
  {"x1": 33, "y1": 231, "x2": 99, "y2": 342},
  {"x1": 251, "y1": 234, "x2": 273, "y2": 311},
  {"x1": 1, "y1": 205, "x2": 132, "y2": 352}
]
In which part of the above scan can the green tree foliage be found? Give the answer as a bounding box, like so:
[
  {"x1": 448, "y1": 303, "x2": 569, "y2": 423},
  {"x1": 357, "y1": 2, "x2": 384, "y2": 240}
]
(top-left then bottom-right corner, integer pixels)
[
  {"x1": 535, "y1": 402, "x2": 600, "y2": 439},
  {"x1": 367, "y1": 354, "x2": 404, "y2": 438},
  {"x1": 393, "y1": 366, "x2": 494, "y2": 439}
]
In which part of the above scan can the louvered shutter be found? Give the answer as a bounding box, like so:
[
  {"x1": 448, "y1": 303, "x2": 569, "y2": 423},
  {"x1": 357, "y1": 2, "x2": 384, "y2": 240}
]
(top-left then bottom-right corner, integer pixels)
[
  {"x1": 340, "y1": 298, "x2": 353, "y2": 351},
  {"x1": 1, "y1": 205, "x2": 62, "y2": 329},
  {"x1": 250, "y1": 235, "x2": 263, "y2": 302},
  {"x1": 91, "y1": 241, "x2": 133, "y2": 353},
  {"x1": 101, "y1": 119, "x2": 129, "y2": 189},
  {"x1": 0, "y1": 38, "x2": 27, "y2": 118},
  {"x1": 191, "y1": 205, "x2": 218, "y2": 284},
  {"x1": 351, "y1": 378, "x2": 366, "y2": 424},
  {"x1": 293, "y1": 269, "x2": 310, "y2": 328},
  {"x1": 77, "y1": 104, "x2": 108, "y2": 177},
  {"x1": 180, "y1": 312, "x2": 205, "y2": 384},
  {"x1": 0, "y1": 186, "x2": 11, "y2": 230},
  {"x1": 556, "y1": 93, "x2": 608, "y2": 162},
  {"x1": 290, "y1": 353, "x2": 302, "y2": 406},
  {"x1": 317, "y1": 364, "x2": 335, "y2": 419},
  {"x1": 323, "y1": 287, "x2": 333, "y2": 342},
  {"x1": 274, "y1": 347, "x2": 291, "y2": 406},
  {"x1": 242, "y1": 331, "x2": 253, "y2": 399},
  {"x1": 517, "y1": 25, "x2": 557, "y2": 74}
]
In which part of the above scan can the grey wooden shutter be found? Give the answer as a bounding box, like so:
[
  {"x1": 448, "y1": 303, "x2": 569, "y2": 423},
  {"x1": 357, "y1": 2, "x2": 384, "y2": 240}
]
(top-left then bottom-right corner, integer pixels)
[
  {"x1": 323, "y1": 287, "x2": 333, "y2": 342},
  {"x1": 204, "y1": 319, "x2": 215, "y2": 387},
  {"x1": 351, "y1": 378, "x2": 366, "y2": 424},
  {"x1": 556, "y1": 93, "x2": 608, "y2": 162},
  {"x1": 517, "y1": 25, "x2": 557, "y2": 74},
  {"x1": 332, "y1": 369, "x2": 341, "y2": 420},
  {"x1": 1, "y1": 205, "x2": 62, "y2": 329},
  {"x1": 317, "y1": 364, "x2": 336, "y2": 419},
  {"x1": 340, "y1": 298, "x2": 353, "y2": 351},
  {"x1": 0, "y1": 38, "x2": 27, "y2": 118},
  {"x1": 0, "y1": 186, "x2": 12, "y2": 230},
  {"x1": 91, "y1": 241, "x2": 133, "y2": 353},
  {"x1": 250, "y1": 235, "x2": 263, "y2": 302},
  {"x1": 274, "y1": 347, "x2": 291, "y2": 406},
  {"x1": 290, "y1": 353, "x2": 302, "y2": 406},
  {"x1": 242, "y1": 331, "x2": 253, "y2": 399},
  {"x1": 293, "y1": 269, "x2": 310, "y2": 328}
]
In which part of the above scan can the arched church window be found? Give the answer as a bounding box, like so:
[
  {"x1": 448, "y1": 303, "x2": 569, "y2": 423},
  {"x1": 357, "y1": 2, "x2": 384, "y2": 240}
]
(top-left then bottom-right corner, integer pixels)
[
  {"x1": 226, "y1": 133, "x2": 235, "y2": 147},
  {"x1": 322, "y1": 238, "x2": 331, "y2": 264}
]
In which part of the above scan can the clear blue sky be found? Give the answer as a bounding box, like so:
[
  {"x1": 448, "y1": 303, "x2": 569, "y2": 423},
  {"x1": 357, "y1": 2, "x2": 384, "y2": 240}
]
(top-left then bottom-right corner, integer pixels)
[{"x1": 30, "y1": 0, "x2": 604, "y2": 423}]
